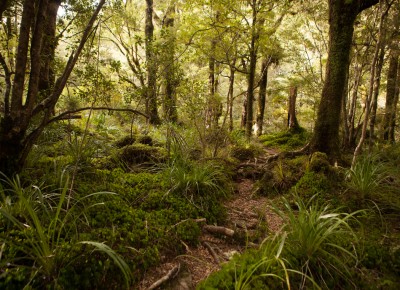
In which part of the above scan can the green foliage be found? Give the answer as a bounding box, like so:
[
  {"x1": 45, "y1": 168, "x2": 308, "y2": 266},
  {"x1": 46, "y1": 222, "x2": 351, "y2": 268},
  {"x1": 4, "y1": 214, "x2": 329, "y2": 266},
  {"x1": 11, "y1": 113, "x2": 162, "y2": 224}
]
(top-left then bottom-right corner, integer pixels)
[
  {"x1": 201, "y1": 195, "x2": 361, "y2": 289},
  {"x1": 307, "y1": 152, "x2": 331, "y2": 173},
  {"x1": 118, "y1": 143, "x2": 167, "y2": 165},
  {"x1": 292, "y1": 171, "x2": 331, "y2": 202},
  {"x1": 115, "y1": 135, "x2": 136, "y2": 148},
  {"x1": 164, "y1": 157, "x2": 232, "y2": 223},
  {"x1": 229, "y1": 143, "x2": 263, "y2": 162},
  {"x1": 277, "y1": 195, "x2": 361, "y2": 289},
  {"x1": 259, "y1": 129, "x2": 310, "y2": 151},
  {"x1": 198, "y1": 235, "x2": 293, "y2": 290},
  {"x1": 0, "y1": 173, "x2": 130, "y2": 289},
  {"x1": 347, "y1": 154, "x2": 387, "y2": 200},
  {"x1": 255, "y1": 156, "x2": 307, "y2": 196}
]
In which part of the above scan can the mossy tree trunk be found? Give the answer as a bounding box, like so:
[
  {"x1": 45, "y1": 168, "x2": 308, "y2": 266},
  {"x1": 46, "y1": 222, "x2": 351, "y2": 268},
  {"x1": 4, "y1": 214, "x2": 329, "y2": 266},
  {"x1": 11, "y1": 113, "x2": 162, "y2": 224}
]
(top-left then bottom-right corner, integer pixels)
[
  {"x1": 163, "y1": 4, "x2": 178, "y2": 123},
  {"x1": 310, "y1": 0, "x2": 379, "y2": 161},
  {"x1": 244, "y1": 0, "x2": 260, "y2": 139},
  {"x1": 255, "y1": 57, "x2": 271, "y2": 136},
  {"x1": 145, "y1": 0, "x2": 161, "y2": 125}
]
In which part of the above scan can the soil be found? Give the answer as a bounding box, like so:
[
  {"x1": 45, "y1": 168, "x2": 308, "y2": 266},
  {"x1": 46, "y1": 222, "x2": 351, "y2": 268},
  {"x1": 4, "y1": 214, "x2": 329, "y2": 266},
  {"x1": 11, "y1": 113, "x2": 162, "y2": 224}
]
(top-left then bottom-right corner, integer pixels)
[{"x1": 138, "y1": 151, "x2": 283, "y2": 290}]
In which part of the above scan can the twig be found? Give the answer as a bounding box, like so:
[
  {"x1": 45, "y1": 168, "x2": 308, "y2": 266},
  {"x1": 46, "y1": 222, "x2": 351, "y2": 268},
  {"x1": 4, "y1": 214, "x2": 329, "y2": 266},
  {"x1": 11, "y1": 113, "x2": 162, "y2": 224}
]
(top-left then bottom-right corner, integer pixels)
[
  {"x1": 202, "y1": 241, "x2": 220, "y2": 264},
  {"x1": 167, "y1": 218, "x2": 206, "y2": 232},
  {"x1": 147, "y1": 263, "x2": 180, "y2": 290}
]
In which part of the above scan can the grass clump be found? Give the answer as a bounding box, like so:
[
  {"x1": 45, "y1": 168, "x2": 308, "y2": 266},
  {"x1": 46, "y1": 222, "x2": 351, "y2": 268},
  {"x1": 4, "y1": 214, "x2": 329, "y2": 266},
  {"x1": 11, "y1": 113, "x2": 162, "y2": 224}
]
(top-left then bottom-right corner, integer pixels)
[
  {"x1": 164, "y1": 157, "x2": 232, "y2": 223},
  {"x1": 0, "y1": 173, "x2": 131, "y2": 289},
  {"x1": 200, "y1": 195, "x2": 362, "y2": 289},
  {"x1": 277, "y1": 195, "x2": 361, "y2": 289},
  {"x1": 347, "y1": 154, "x2": 386, "y2": 200}
]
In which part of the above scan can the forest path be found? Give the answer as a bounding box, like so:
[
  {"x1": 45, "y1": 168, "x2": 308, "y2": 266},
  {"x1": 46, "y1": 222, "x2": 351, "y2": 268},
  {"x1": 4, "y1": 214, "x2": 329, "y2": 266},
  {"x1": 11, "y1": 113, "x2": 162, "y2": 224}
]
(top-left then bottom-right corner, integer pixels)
[{"x1": 139, "y1": 149, "x2": 282, "y2": 290}]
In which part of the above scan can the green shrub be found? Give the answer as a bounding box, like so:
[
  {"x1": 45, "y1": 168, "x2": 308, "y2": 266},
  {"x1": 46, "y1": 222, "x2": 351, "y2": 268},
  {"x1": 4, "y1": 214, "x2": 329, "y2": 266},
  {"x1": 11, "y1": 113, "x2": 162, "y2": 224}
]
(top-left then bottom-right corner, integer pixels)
[
  {"x1": 137, "y1": 135, "x2": 153, "y2": 146},
  {"x1": 292, "y1": 171, "x2": 331, "y2": 202},
  {"x1": 259, "y1": 129, "x2": 310, "y2": 151},
  {"x1": 0, "y1": 174, "x2": 131, "y2": 289},
  {"x1": 308, "y1": 152, "x2": 331, "y2": 173},
  {"x1": 118, "y1": 144, "x2": 167, "y2": 165},
  {"x1": 229, "y1": 144, "x2": 263, "y2": 161},
  {"x1": 165, "y1": 158, "x2": 231, "y2": 222},
  {"x1": 115, "y1": 135, "x2": 135, "y2": 148}
]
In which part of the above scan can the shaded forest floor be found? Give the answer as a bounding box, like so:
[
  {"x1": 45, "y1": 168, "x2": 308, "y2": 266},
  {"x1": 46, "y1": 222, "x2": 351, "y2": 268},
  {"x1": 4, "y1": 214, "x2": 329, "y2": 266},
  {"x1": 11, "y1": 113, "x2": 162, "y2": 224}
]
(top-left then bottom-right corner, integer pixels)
[{"x1": 139, "y1": 149, "x2": 283, "y2": 289}]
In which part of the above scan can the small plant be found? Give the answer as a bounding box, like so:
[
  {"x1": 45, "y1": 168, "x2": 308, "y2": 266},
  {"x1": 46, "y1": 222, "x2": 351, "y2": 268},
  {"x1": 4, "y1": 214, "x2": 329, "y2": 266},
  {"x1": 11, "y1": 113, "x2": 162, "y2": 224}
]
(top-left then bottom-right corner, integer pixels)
[
  {"x1": 347, "y1": 154, "x2": 387, "y2": 200},
  {"x1": 0, "y1": 173, "x2": 131, "y2": 289},
  {"x1": 276, "y1": 194, "x2": 362, "y2": 289},
  {"x1": 165, "y1": 157, "x2": 232, "y2": 217}
]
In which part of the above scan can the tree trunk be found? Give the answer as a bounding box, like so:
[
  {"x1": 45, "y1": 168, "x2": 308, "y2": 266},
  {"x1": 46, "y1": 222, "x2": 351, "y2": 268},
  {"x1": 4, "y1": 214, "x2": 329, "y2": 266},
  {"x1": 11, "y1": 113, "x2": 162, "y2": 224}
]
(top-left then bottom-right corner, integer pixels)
[
  {"x1": 383, "y1": 51, "x2": 399, "y2": 142},
  {"x1": 245, "y1": 1, "x2": 259, "y2": 139},
  {"x1": 353, "y1": 0, "x2": 389, "y2": 167},
  {"x1": 255, "y1": 57, "x2": 270, "y2": 136},
  {"x1": 288, "y1": 86, "x2": 300, "y2": 131},
  {"x1": 347, "y1": 63, "x2": 364, "y2": 149},
  {"x1": 227, "y1": 63, "x2": 236, "y2": 132},
  {"x1": 369, "y1": 37, "x2": 386, "y2": 140},
  {"x1": 145, "y1": 0, "x2": 160, "y2": 125},
  {"x1": 163, "y1": 4, "x2": 178, "y2": 123},
  {"x1": 310, "y1": 0, "x2": 378, "y2": 161}
]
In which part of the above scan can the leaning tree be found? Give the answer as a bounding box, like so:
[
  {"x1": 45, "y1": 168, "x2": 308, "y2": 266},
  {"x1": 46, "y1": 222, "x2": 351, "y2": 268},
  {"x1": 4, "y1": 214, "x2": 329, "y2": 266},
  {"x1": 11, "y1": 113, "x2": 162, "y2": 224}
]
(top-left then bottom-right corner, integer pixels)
[{"x1": 0, "y1": 0, "x2": 105, "y2": 176}]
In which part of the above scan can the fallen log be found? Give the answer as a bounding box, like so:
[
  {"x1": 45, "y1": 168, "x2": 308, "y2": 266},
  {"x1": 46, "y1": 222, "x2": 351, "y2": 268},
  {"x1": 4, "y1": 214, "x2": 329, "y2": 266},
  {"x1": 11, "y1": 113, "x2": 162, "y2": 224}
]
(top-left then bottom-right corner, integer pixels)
[{"x1": 203, "y1": 225, "x2": 235, "y2": 237}]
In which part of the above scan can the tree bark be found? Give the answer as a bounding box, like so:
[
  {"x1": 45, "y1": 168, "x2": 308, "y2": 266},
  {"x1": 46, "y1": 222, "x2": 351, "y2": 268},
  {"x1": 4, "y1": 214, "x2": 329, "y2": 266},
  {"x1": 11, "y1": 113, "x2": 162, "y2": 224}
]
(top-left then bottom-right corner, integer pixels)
[
  {"x1": 163, "y1": 4, "x2": 178, "y2": 123},
  {"x1": 383, "y1": 51, "x2": 399, "y2": 142},
  {"x1": 310, "y1": 0, "x2": 379, "y2": 161},
  {"x1": 145, "y1": 0, "x2": 160, "y2": 125},
  {"x1": 288, "y1": 86, "x2": 300, "y2": 131},
  {"x1": 255, "y1": 57, "x2": 270, "y2": 136},
  {"x1": 245, "y1": 1, "x2": 259, "y2": 139},
  {"x1": 228, "y1": 62, "x2": 236, "y2": 132}
]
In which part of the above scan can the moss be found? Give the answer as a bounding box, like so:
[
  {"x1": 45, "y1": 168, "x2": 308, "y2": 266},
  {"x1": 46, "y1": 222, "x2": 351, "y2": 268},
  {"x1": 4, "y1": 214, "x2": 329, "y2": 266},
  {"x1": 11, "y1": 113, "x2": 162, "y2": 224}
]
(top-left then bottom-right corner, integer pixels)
[
  {"x1": 229, "y1": 143, "x2": 264, "y2": 161},
  {"x1": 308, "y1": 151, "x2": 331, "y2": 173},
  {"x1": 118, "y1": 144, "x2": 167, "y2": 165},
  {"x1": 114, "y1": 135, "x2": 135, "y2": 148},
  {"x1": 229, "y1": 145, "x2": 256, "y2": 161},
  {"x1": 259, "y1": 129, "x2": 310, "y2": 151},
  {"x1": 292, "y1": 171, "x2": 331, "y2": 202},
  {"x1": 137, "y1": 135, "x2": 153, "y2": 146}
]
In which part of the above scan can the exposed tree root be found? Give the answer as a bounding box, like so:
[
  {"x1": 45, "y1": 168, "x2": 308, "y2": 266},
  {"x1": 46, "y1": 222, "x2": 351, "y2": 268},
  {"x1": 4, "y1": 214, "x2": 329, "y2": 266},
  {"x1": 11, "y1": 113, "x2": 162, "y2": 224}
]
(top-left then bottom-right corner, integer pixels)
[
  {"x1": 202, "y1": 241, "x2": 220, "y2": 264},
  {"x1": 265, "y1": 143, "x2": 310, "y2": 163}
]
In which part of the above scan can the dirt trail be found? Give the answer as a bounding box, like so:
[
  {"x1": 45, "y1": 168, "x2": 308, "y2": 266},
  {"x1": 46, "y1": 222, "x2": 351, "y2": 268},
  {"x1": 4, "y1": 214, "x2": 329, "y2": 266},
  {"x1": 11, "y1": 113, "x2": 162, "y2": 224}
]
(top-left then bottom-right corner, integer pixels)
[{"x1": 139, "y1": 152, "x2": 282, "y2": 290}]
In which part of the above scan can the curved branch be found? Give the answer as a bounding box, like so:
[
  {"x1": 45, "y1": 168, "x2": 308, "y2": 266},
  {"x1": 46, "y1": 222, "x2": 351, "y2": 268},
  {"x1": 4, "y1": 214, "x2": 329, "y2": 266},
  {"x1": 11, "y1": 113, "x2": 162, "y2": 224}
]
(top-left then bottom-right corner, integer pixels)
[{"x1": 47, "y1": 107, "x2": 149, "y2": 125}]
